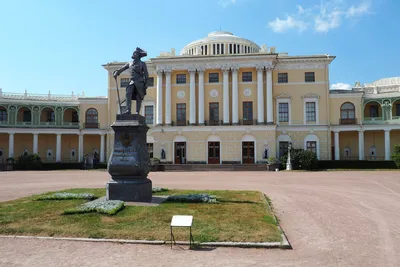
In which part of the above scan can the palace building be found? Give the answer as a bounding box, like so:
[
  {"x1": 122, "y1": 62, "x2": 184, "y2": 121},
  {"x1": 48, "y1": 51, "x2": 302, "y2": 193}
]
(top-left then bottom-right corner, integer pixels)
[{"x1": 0, "y1": 31, "x2": 399, "y2": 164}]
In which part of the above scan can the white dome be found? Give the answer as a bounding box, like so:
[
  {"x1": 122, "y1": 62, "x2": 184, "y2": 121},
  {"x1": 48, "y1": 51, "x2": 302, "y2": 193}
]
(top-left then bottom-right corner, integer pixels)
[
  {"x1": 180, "y1": 31, "x2": 261, "y2": 56},
  {"x1": 368, "y1": 77, "x2": 400, "y2": 86}
]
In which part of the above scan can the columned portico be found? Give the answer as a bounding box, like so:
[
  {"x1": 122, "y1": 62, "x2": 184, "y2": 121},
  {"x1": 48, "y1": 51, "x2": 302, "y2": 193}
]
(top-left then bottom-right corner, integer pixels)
[
  {"x1": 384, "y1": 130, "x2": 391, "y2": 160},
  {"x1": 256, "y1": 66, "x2": 264, "y2": 124},
  {"x1": 56, "y1": 133, "x2": 62, "y2": 162},
  {"x1": 334, "y1": 131, "x2": 340, "y2": 160},
  {"x1": 78, "y1": 134, "x2": 83, "y2": 162},
  {"x1": 231, "y1": 66, "x2": 239, "y2": 125},
  {"x1": 266, "y1": 68, "x2": 273, "y2": 124},
  {"x1": 8, "y1": 133, "x2": 14, "y2": 158},
  {"x1": 164, "y1": 70, "x2": 172, "y2": 125},
  {"x1": 222, "y1": 67, "x2": 230, "y2": 124},
  {"x1": 156, "y1": 70, "x2": 163, "y2": 125},
  {"x1": 33, "y1": 133, "x2": 39, "y2": 154},
  {"x1": 100, "y1": 134, "x2": 105, "y2": 163},
  {"x1": 189, "y1": 68, "x2": 196, "y2": 125},
  {"x1": 198, "y1": 68, "x2": 205, "y2": 125},
  {"x1": 358, "y1": 130, "x2": 364, "y2": 160}
]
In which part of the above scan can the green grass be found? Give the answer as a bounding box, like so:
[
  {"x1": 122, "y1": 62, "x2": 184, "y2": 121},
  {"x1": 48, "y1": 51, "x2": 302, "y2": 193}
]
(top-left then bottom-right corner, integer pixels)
[{"x1": 0, "y1": 188, "x2": 282, "y2": 243}]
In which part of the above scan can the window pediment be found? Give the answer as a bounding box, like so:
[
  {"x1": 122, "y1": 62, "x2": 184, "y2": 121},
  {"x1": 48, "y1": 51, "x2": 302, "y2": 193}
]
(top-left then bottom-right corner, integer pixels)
[
  {"x1": 302, "y1": 93, "x2": 320, "y2": 99},
  {"x1": 275, "y1": 93, "x2": 291, "y2": 100}
]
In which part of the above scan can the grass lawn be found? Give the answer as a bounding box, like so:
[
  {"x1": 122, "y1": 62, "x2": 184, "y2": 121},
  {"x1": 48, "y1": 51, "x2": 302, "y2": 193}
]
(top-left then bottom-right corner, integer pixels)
[{"x1": 0, "y1": 188, "x2": 281, "y2": 243}]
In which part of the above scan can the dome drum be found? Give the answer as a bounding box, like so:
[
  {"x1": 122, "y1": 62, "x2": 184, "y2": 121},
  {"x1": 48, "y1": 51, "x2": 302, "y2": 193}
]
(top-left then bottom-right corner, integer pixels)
[{"x1": 180, "y1": 31, "x2": 261, "y2": 56}]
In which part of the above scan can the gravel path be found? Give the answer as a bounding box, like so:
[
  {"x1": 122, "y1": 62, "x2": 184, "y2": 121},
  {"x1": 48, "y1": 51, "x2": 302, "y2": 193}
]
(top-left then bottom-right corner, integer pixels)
[{"x1": 1, "y1": 170, "x2": 400, "y2": 267}]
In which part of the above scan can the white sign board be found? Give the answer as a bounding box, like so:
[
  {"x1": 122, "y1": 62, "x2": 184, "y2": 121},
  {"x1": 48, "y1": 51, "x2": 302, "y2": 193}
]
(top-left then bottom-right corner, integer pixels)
[{"x1": 171, "y1": 215, "x2": 193, "y2": 227}]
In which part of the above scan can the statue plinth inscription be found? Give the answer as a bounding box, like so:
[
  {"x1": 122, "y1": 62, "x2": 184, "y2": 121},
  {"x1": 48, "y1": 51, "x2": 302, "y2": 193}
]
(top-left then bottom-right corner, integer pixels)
[{"x1": 106, "y1": 114, "x2": 152, "y2": 202}]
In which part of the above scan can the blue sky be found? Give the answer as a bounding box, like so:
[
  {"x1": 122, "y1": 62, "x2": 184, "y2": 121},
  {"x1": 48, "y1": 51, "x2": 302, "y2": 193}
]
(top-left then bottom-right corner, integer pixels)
[{"x1": 0, "y1": 0, "x2": 398, "y2": 96}]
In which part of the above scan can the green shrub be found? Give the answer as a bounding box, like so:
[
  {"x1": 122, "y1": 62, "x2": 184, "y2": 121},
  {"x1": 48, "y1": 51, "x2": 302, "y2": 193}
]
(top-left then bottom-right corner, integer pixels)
[
  {"x1": 392, "y1": 145, "x2": 400, "y2": 168},
  {"x1": 280, "y1": 148, "x2": 318, "y2": 170},
  {"x1": 16, "y1": 153, "x2": 42, "y2": 170}
]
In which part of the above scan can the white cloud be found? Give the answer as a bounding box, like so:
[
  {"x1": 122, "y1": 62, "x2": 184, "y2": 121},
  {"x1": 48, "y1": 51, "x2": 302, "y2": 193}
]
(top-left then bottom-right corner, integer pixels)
[
  {"x1": 267, "y1": 1, "x2": 372, "y2": 34},
  {"x1": 346, "y1": 2, "x2": 371, "y2": 17},
  {"x1": 268, "y1": 15, "x2": 308, "y2": 33},
  {"x1": 218, "y1": 0, "x2": 236, "y2": 8},
  {"x1": 331, "y1": 82, "x2": 352, "y2": 90}
]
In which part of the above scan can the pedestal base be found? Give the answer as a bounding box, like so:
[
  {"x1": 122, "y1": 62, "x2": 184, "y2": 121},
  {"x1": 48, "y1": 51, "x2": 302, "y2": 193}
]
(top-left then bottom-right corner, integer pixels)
[{"x1": 106, "y1": 178, "x2": 152, "y2": 202}]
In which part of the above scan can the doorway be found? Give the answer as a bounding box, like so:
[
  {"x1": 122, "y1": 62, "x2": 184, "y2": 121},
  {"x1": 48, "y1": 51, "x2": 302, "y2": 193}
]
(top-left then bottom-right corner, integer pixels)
[
  {"x1": 208, "y1": 142, "x2": 220, "y2": 164},
  {"x1": 174, "y1": 142, "x2": 186, "y2": 164},
  {"x1": 242, "y1": 141, "x2": 255, "y2": 164}
]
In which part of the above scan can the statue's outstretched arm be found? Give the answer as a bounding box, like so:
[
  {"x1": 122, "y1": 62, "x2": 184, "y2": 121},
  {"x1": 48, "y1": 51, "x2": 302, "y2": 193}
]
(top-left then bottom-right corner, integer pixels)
[{"x1": 113, "y1": 63, "x2": 129, "y2": 77}]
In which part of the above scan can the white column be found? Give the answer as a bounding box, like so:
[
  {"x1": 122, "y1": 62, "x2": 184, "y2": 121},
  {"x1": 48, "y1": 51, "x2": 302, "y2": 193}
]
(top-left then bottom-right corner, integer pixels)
[
  {"x1": 189, "y1": 69, "x2": 196, "y2": 125},
  {"x1": 334, "y1": 131, "x2": 340, "y2": 160},
  {"x1": 78, "y1": 134, "x2": 84, "y2": 162},
  {"x1": 385, "y1": 130, "x2": 391, "y2": 160},
  {"x1": 256, "y1": 66, "x2": 264, "y2": 124},
  {"x1": 56, "y1": 134, "x2": 62, "y2": 162},
  {"x1": 266, "y1": 67, "x2": 273, "y2": 124},
  {"x1": 33, "y1": 133, "x2": 38, "y2": 154},
  {"x1": 198, "y1": 68, "x2": 205, "y2": 125},
  {"x1": 8, "y1": 133, "x2": 14, "y2": 158},
  {"x1": 165, "y1": 70, "x2": 172, "y2": 125},
  {"x1": 231, "y1": 66, "x2": 239, "y2": 124},
  {"x1": 156, "y1": 70, "x2": 163, "y2": 125},
  {"x1": 100, "y1": 134, "x2": 105, "y2": 163},
  {"x1": 222, "y1": 67, "x2": 230, "y2": 124},
  {"x1": 358, "y1": 130, "x2": 364, "y2": 160}
]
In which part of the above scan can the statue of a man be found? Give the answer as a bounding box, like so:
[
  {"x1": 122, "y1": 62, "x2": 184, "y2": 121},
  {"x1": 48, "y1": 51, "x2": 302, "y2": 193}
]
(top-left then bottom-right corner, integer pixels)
[{"x1": 113, "y1": 47, "x2": 149, "y2": 115}]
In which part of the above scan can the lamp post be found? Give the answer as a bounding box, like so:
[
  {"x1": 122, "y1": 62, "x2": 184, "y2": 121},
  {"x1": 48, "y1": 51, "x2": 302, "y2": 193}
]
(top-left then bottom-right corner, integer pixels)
[{"x1": 286, "y1": 142, "x2": 292, "y2": 171}]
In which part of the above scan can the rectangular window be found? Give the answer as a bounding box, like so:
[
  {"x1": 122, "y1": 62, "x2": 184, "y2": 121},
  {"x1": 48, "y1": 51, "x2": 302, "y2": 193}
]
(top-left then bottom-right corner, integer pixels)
[
  {"x1": 243, "y1": 101, "x2": 253, "y2": 124},
  {"x1": 23, "y1": 111, "x2": 31, "y2": 122},
  {"x1": 147, "y1": 77, "x2": 154, "y2": 87},
  {"x1": 120, "y1": 78, "x2": 129, "y2": 87},
  {"x1": 306, "y1": 141, "x2": 317, "y2": 154},
  {"x1": 209, "y1": 73, "x2": 219, "y2": 83},
  {"x1": 176, "y1": 103, "x2": 186, "y2": 126},
  {"x1": 278, "y1": 103, "x2": 289, "y2": 122},
  {"x1": 242, "y1": 72, "x2": 252, "y2": 82},
  {"x1": 72, "y1": 111, "x2": 79, "y2": 122},
  {"x1": 305, "y1": 72, "x2": 315, "y2": 82},
  {"x1": 47, "y1": 111, "x2": 55, "y2": 122},
  {"x1": 278, "y1": 73, "x2": 288, "y2": 83},
  {"x1": 176, "y1": 74, "x2": 186, "y2": 84},
  {"x1": 370, "y1": 105, "x2": 379, "y2": 117},
  {"x1": 396, "y1": 104, "x2": 400, "y2": 116},
  {"x1": 147, "y1": 143, "x2": 154, "y2": 159},
  {"x1": 0, "y1": 110, "x2": 7, "y2": 122},
  {"x1": 144, "y1": 106, "x2": 154, "y2": 125},
  {"x1": 306, "y1": 102, "x2": 316, "y2": 122},
  {"x1": 209, "y1": 103, "x2": 219, "y2": 125},
  {"x1": 279, "y1": 142, "x2": 289, "y2": 158}
]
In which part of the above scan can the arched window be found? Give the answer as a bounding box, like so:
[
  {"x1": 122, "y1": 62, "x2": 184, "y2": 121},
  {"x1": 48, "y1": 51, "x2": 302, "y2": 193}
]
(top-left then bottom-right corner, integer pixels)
[
  {"x1": 340, "y1": 102, "x2": 356, "y2": 124},
  {"x1": 85, "y1": 108, "x2": 98, "y2": 128}
]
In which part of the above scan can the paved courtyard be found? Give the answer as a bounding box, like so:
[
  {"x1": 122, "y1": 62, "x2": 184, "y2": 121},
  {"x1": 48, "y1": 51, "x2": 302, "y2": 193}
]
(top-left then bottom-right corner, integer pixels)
[{"x1": 0, "y1": 170, "x2": 400, "y2": 267}]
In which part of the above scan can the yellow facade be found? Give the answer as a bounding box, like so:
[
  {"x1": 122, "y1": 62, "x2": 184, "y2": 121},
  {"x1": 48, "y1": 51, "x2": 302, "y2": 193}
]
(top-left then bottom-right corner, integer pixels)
[{"x1": 1, "y1": 31, "x2": 399, "y2": 165}]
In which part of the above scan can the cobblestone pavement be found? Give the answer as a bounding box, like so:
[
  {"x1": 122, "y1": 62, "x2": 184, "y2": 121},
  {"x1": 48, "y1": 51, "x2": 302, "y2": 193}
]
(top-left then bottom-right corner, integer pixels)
[{"x1": 1, "y1": 170, "x2": 400, "y2": 267}]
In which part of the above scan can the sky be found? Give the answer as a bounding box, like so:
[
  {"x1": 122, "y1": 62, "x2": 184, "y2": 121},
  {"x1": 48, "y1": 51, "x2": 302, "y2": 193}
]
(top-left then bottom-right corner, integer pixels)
[{"x1": 0, "y1": 0, "x2": 398, "y2": 96}]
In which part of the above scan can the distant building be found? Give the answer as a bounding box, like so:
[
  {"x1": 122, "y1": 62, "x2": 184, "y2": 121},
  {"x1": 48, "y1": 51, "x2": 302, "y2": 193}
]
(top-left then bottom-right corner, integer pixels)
[{"x1": 0, "y1": 31, "x2": 399, "y2": 164}]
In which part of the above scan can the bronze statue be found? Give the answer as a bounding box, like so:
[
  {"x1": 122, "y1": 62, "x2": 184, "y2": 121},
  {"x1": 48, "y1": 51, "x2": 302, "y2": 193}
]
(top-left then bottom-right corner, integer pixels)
[{"x1": 113, "y1": 47, "x2": 149, "y2": 115}]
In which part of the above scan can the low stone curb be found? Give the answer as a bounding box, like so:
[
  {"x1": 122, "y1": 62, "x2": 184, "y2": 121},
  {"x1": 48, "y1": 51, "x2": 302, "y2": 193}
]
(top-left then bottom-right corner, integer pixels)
[
  {"x1": 264, "y1": 194, "x2": 292, "y2": 249},
  {"x1": 0, "y1": 235, "x2": 290, "y2": 249}
]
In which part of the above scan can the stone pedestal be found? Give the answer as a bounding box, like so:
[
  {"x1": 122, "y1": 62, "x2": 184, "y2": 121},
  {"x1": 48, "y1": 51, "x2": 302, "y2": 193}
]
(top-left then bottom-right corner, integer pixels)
[{"x1": 106, "y1": 114, "x2": 152, "y2": 202}]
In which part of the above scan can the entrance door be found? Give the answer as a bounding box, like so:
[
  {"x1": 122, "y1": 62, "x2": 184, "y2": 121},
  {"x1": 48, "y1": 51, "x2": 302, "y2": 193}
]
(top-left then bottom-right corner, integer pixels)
[
  {"x1": 242, "y1": 142, "x2": 255, "y2": 164},
  {"x1": 174, "y1": 142, "x2": 186, "y2": 164},
  {"x1": 208, "y1": 142, "x2": 220, "y2": 164}
]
